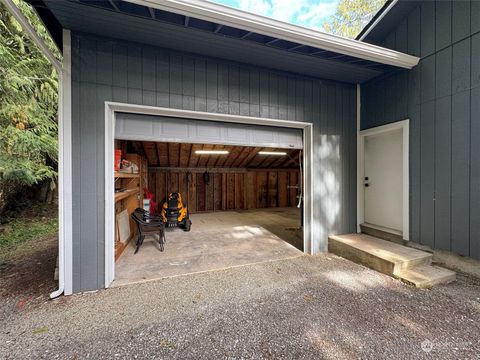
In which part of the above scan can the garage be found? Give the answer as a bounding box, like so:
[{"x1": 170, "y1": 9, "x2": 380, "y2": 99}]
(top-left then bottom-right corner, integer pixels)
[
  {"x1": 109, "y1": 110, "x2": 309, "y2": 286},
  {"x1": 16, "y1": 0, "x2": 418, "y2": 295}
]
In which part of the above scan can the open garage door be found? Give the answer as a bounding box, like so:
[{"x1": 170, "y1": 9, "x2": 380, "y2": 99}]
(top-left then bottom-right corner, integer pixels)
[
  {"x1": 111, "y1": 112, "x2": 306, "y2": 287},
  {"x1": 115, "y1": 113, "x2": 303, "y2": 149},
  {"x1": 105, "y1": 104, "x2": 314, "y2": 289}
]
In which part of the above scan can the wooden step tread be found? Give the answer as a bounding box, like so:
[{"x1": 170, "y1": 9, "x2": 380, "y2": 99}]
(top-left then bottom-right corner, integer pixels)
[
  {"x1": 329, "y1": 233, "x2": 432, "y2": 267},
  {"x1": 396, "y1": 265, "x2": 456, "y2": 288},
  {"x1": 329, "y1": 233, "x2": 456, "y2": 288}
]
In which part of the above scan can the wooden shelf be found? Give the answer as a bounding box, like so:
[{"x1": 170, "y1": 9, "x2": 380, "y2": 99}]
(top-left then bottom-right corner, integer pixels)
[
  {"x1": 115, "y1": 171, "x2": 140, "y2": 178},
  {"x1": 115, "y1": 233, "x2": 134, "y2": 261},
  {"x1": 114, "y1": 152, "x2": 148, "y2": 263},
  {"x1": 115, "y1": 189, "x2": 139, "y2": 202}
]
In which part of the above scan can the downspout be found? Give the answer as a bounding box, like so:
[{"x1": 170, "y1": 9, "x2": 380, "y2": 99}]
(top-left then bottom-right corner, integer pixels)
[{"x1": 1, "y1": 0, "x2": 65, "y2": 298}]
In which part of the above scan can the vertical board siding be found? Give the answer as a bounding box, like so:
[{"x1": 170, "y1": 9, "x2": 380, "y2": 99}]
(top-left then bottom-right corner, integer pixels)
[
  {"x1": 470, "y1": 86, "x2": 480, "y2": 258},
  {"x1": 452, "y1": 0, "x2": 471, "y2": 43},
  {"x1": 409, "y1": 104, "x2": 421, "y2": 245},
  {"x1": 435, "y1": 48, "x2": 452, "y2": 98},
  {"x1": 435, "y1": 0, "x2": 451, "y2": 51},
  {"x1": 434, "y1": 96, "x2": 451, "y2": 252},
  {"x1": 420, "y1": 0, "x2": 435, "y2": 57},
  {"x1": 419, "y1": 101, "x2": 435, "y2": 248},
  {"x1": 473, "y1": 1, "x2": 480, "y2": 34},
  {"x1": 71, "y1": 32, "x2": 357, "y2": 291},
  {"x1": 451, "y1": 91, "x2": 470, "y2": 256},
  {"x1": 472, "y1": 33, "x2": 480, "y2": 88},
  {"x1": 361, "y1": 0, "x2": 479, "y2": 259},
  {"x1": 407, "y1": 6, "x2": 421, "y2": 56},
  {"x1": 71, "y1": 40, "x2": 81, "y2": 289}
]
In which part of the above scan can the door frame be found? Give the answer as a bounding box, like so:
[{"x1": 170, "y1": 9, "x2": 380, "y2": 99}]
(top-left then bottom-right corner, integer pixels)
[
  {"x1": 357, "y1": 119, "x2": 409, "y2": 240},
  {"x1": 104, "y1": 102, "x2": 314, "y2": 288}
]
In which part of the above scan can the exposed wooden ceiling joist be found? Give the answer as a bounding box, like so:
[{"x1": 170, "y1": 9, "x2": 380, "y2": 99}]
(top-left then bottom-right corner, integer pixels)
[
  {"x1": 188, "y1": 144, "x2": 202, "y2": 167},
  {"x1": 133, "y1": 141, "x2": 300, "y2": 169},
  {"x1": 208, "y1": 144, "x2": 226, "y2": 167},
  {"x1": 131, "y1": 141, "x2": 146, "y2": 158},
  {"x1": 179, "y1": 143, "x2": 191, "y2": 167},
  {"x1": 143, "y1": 141, "x2": 159, "y2": 166},
  {"x1": 157, "y1": 142, "x2": 169, "y2": 166}
]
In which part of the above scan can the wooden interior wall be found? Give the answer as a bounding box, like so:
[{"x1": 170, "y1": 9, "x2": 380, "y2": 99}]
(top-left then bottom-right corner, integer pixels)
[{"x1": 148, "y1": 170, "x2": 300, "y2": 213}]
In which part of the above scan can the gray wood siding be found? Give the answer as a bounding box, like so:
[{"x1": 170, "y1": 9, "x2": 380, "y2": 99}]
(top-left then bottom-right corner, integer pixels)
[
  {"x1": 71, "y1": 32, "x2": 357, "y2": 292},
  {"x1": 361, "y1": 0, "x2": 480, "y2": 260}
]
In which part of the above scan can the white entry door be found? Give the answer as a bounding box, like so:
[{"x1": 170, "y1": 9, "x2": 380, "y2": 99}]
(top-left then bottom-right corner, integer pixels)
[{"x1": 364, "y1": 128, "x2": 403, "y2": 232}]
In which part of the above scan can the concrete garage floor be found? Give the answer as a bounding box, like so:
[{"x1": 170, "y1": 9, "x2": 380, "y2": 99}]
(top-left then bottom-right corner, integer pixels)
[
  {"x1": 114, "y1": 208, "x2": 303, "y2": 287},
  {"x1": 2, "y1": 255, "x2": 479, "y2": 359}
]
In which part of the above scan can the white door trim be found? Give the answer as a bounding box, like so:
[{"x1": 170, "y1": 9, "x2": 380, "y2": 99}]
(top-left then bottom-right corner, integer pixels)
[
  {"x1": 356, "y1": 84, "x2": 361, "y2": 233},
  {"x1": 357, "y1": 119, "x2": 409, "y2": 240},
  {"x1": 61, "y1": 30, "x2": 73, "y2": 296},
  {"x1": 50, "y1": 29, "x2": 73, "y2": 298},
  {"x1": 104, "y1": 102, "x2": 314, "y2": 288}
]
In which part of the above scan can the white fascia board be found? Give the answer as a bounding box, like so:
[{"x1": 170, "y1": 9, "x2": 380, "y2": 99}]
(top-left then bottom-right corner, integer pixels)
[
  {"x1": 125, "y1": 0, "x2": 419, "y2": 69},
  {"x1": 358, "y1": 0, "x2": 398, "y2": 41}
]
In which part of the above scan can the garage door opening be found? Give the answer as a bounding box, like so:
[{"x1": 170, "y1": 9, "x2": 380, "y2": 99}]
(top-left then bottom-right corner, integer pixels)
[
  {"x1": 112, "y1": 140, "x2": 304, "y2": 286},
  {"x1": 104, "y1": 104, "x2": 314, "y2": 288}
]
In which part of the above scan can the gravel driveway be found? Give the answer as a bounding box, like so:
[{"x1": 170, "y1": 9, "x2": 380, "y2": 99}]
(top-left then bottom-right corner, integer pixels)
[{"x1": 1, "y1": 254, "x2": 479, "y2": 359}]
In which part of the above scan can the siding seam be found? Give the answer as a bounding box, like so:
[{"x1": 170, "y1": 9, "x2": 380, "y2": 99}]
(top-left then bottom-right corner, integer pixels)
[
  {"x1": 418, "y1": 3, "x2": 422, "y2": 245},
  {"x1": 449, "y1": 14, "x2": 453, "y2": 252},
  {"x1": 432, "y1": 0, "x2": 437, "y2": 250},
  {"x1": 468, "y1": 24, "x2": 473, "y2": 257}
]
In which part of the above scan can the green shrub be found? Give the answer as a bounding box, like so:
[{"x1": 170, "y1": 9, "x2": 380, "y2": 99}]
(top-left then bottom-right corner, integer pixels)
[{"x1": 0, "y1": 217, "x2": 58, "y2": 256}]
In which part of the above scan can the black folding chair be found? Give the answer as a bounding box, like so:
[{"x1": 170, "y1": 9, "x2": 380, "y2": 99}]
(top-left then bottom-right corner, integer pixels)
[{"x1": 131, "y1": 208, "x2": 166, "y2": 254}]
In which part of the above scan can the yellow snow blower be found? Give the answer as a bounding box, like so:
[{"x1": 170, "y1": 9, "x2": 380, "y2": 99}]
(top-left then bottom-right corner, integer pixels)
[{"x1": 161, "y1": 192, "x2": 191, "y2": 231}]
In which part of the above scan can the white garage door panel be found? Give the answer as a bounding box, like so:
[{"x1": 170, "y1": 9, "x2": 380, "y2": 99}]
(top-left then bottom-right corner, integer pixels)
[
  {"x1": 162, "y1": 122, "x2": 189, "y2": 138},
  {"x1": 115, "y1": 113, "x2": 303, "y2": 149},
  {"x1": 123, "y1": 119, "x2": 153, "y2": 136},
  {"x1": 195, "y1": 123, "x2": 222, "y2": 139},
  {"x1": 224, "y1": 124, "x2": 249, "y2": 143},
  {"x1": 278, "y1": 127, "x2": 303, "y2": 145},
  {"x1": 252, "y1": 127, "x2": 276, "y2": 143}
]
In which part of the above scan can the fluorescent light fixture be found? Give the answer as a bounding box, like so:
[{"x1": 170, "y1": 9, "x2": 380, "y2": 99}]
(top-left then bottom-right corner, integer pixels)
[
  {"x1": 258, "y1": 151, "x2": 287, "y2": 156},
  {"x1": 195, "y1": 150, "x2": 229, "y2": 155}
]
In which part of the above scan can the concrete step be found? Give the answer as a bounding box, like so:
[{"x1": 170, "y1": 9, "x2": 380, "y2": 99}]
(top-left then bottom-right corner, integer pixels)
[
  {"x1": 395, "y1": 265, "x2": 456, "y2": 288},
  {"x1": 328, "y1": 233, "x2": 456, "y2": 288}
]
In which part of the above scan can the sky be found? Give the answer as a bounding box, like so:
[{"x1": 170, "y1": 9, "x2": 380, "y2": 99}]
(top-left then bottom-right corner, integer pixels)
[{"x1": 210, "y1": 0, "x2": 340, "y2": 31}]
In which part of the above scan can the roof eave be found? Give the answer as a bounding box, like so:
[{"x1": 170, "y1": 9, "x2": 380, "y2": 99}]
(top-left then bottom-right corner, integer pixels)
[
  {"x1": 355, "y1": 0, "x2": 397, "y2": 41},
  {"x1": 125, "y1": 0, "x2": 419, "y2": 69}
]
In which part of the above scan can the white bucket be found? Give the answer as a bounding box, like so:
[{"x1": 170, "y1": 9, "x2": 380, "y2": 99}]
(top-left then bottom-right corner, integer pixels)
[{"x1": 143, "y1": 198, "x2": 151, "y2": 212}]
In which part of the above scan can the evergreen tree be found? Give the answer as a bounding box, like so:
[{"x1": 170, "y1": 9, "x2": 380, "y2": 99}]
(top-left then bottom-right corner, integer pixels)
[{"x1": 0, "y1": 0, "x2": 60, "y2": 211}]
